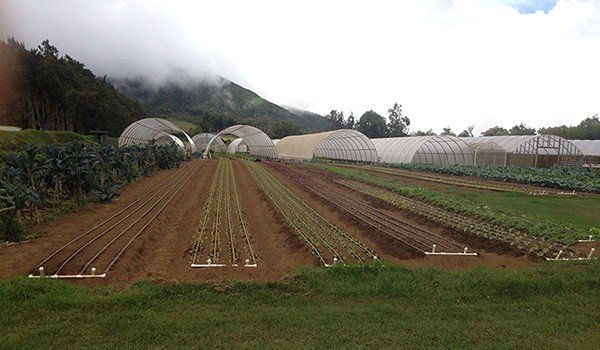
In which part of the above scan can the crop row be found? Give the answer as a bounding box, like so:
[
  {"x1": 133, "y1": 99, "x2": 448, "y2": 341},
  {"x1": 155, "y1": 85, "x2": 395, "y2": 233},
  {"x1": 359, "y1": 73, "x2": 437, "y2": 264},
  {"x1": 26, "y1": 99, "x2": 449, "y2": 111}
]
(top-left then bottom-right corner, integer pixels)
[
  {"x1": 386, "y1": 163, "x2": 600, "y2": 194},
  {"x1": 267, "y1": 162, "x2": 473, "y2": 256},
  {"x1": 191, "y1": 159, "x2": 256, "y2": 267},
  {"x1": 245, "y1": 161, "x2": 376, "y2": 266},
  {"x1": 301, "y1": 164, "x2": 587, "y2": 260},
  {"x1": 309, "y1": 163, "x2": 591, "y2": 244},
  {"x1": 346, "y1": 165, "x2": 561, "y2": 195}
]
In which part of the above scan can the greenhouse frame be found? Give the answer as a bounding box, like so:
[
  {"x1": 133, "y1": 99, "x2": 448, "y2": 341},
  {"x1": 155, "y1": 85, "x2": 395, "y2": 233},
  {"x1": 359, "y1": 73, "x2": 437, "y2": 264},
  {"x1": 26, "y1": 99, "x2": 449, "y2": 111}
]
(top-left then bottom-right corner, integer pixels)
[
  {"x1": 205, "y1": 125, "x2": 277, "y2": 158},
  {"x1": 371, "y1": 135, "x2": 473, "y2": 166},
  {"x1": 569, "y1": 140, "x2": 600, "y2": 169},
  {"x1": 118, "y1": 118, "x2": 196, "y2": 153},
  {"x1": 276, "y1": 129, "x2": 378, "y2": 163},
  {"x1": 191, "y1": 133, "x2": 227, "y2": 153},
  {"x1": 462, "y1": 135, "x2": 583, "y2": 168},
  {"x1": 227, "y1": 138, "x2": 248, "y2": 154}
]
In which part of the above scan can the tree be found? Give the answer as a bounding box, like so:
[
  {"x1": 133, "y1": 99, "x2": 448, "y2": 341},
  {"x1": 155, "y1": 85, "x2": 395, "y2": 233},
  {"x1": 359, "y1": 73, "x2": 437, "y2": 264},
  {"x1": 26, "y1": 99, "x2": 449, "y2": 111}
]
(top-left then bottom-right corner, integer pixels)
[
  {"x1": 270, "y1": 120, "x2": 302, "y2": 139},
  {"x1": 441, "y1": 127, "x2": 456, "y2": 136},
  {"x1": 481, "y1": 126, "x2": 509, "y2": 136},
  {"x1": 345, "y1": 112, "x2": 355, "y2": 129},
  {"x1": 386, "y1": 103, "x2": 410, "y2": 137},
  {"x1": 411, "y1": 129, "x2": 436, "y2": 136},
  {"x1": 324, "y1": 110, "x2": 345, "y2": 130},
  {"x1": 539, "y1": 114, "x2": 600, "y2": 139},
  {"x1": 356, "y1": 110, "x2": 387, "y2": 138},
  {"x1": 509, "y1": 123, "x2": 536, "y2": 135},
  {"x1": 458, "y1": 125, "x2": 474, "y2": 137}
]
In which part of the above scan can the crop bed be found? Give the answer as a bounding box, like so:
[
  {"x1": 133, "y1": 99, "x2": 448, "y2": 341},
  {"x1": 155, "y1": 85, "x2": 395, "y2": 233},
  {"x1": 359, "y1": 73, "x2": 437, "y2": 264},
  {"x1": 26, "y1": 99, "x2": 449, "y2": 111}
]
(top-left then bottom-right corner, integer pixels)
[
  {"x1": 191, "y1": 160, "x2": 257, "y2": 267},
  {"x1": 301, "y1": 165, "x2": 589, "y2": 260},
  {"x1": 266, "y1": 162, "x2": 475, "y2": 256},
  {"x1": 246, "y1": 161, "x2": 377, "y2": 266},
  {"x1": 344, "y1": 164, "x2": 569, "y2": 195},
  {"x1": 28, "y1": 160, "x2": 202, "y2": 278}
]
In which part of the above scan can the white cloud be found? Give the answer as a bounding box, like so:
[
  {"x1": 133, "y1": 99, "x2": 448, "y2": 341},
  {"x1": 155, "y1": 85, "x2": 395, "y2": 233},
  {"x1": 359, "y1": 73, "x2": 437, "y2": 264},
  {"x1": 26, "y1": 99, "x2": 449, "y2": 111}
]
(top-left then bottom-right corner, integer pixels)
[{"x1": 2, "y1": 0, "x2": 599, "y2": 135}]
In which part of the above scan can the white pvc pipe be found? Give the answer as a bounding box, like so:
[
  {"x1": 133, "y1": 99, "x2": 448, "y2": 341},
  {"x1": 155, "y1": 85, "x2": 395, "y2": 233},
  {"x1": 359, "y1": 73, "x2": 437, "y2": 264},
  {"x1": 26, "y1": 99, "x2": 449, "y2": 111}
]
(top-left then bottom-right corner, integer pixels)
[{"x1": 588, "y1": 248, "x2": 595, "y2": 259}]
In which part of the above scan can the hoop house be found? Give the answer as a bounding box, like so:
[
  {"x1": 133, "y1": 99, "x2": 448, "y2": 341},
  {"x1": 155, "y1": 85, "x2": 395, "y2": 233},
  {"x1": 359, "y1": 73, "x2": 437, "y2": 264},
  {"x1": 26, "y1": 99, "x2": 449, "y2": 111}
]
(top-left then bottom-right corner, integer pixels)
[
  {"x1": 118, "y1": 118, "x2": 196, "y2": 153},
  {"x1": 276, "y1": 129, "x2": 378, "y2": 162},
  {"x1": 372, "y1": 135, "x2": 473, "y2": 165},
  {"x1": 206, "y1": 125, "x2": 277, "y2": 158},
  {"x1": 462, "y1": 135, "x2": 583, "y2": 168},
  {"x1": 192, "y1": 133, "x2": 226, "y2": 153},
  {"x1": 569, "y1": 140, "x2": 600, "y2": 169},
  {"x1": 227, "y1": 138, "x2": 248, "y2": 153}
]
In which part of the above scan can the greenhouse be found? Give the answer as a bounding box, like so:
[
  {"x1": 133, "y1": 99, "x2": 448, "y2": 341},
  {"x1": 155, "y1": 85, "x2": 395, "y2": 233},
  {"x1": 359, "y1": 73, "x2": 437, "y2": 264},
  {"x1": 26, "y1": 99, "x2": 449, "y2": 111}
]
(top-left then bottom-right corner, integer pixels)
[
  {"x1": 205, "y1": 125, "x2": 277, "y2": 158},
  {"x1": 118, "y1": 118, "x2": 196, "y2": 153},
  {"x1": 462, "y1": 135, "x2": 583, "y2": 168},
  {"x1": 276, "y1": 129, "x2": 378, "y2": 163},
  {"x1": 227, "y1": 138, "x2": 248, "y2": 154},
  {"x1": 569, "y1": 140, "x2": 600, "y2": 169},
  {"x1": 372, "y1": 135, "x2": 473, "y2": 166},
  {"x1": 191, "y1": 133, "x2": 227, "y2": 153}
]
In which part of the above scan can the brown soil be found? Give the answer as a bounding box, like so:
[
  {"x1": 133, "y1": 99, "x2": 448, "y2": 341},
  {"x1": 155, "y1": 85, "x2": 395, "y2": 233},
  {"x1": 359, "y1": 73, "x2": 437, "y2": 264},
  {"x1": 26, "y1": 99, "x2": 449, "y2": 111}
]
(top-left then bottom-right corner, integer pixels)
[{"x1": 0, "y1": 159, "x2": 553, "y2": 286}]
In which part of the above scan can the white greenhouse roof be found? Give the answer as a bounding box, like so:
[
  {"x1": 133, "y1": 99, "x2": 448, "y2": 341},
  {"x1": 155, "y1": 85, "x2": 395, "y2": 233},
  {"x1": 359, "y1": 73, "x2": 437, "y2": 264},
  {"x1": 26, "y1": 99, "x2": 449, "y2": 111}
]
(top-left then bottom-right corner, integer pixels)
[
  {"x1": 569, "y1": 140, "x2": 600, "y2": 157},
  {"x1": 118, "y1": 118, "x2": 196, "y2": 153},
  {"x1": 207, "y1": 125, "x2": 277, "y2": 158},
  {"x1": 192, "y1": 133, "x2": 226, "y2": 153},
  {"x1": 372, "y1": 135, "x2": 473, "y2": 166},
  {"x1": 276, "y1": 129, "x2": 378, "y2": 162},
  {"x1": 462, "y1": 135, "x2": 582, "y2": 156},
  {"x1": 227, "y1": 138, "x2": 248, "y2": 154}
]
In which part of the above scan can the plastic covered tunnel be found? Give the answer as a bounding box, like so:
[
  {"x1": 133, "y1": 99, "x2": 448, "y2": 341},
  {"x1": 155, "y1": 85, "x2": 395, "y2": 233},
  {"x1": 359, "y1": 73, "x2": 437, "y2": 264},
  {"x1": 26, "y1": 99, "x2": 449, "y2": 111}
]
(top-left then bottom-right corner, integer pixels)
[{"x1": 276, "y1": 129, "x2": 378, "y2": 162}]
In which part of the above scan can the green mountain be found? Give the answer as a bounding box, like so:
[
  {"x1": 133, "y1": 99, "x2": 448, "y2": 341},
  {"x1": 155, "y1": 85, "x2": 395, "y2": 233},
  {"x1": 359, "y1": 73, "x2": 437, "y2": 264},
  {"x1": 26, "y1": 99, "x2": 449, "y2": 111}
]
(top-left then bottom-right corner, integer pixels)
[{"x1": 113, "y1": 76, "x2": 328, "y2": 138}]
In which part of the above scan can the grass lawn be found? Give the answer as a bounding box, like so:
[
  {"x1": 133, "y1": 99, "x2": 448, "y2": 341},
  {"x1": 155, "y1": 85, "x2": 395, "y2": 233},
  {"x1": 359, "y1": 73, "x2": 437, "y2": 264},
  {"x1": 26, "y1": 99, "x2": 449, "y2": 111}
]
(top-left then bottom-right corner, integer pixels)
[
  {"x1": 1, "y1": 262, "x2": 599, "y2": 349},
  {"x1": 458, "y1": 191, "x2": 600, "y2": 232}
]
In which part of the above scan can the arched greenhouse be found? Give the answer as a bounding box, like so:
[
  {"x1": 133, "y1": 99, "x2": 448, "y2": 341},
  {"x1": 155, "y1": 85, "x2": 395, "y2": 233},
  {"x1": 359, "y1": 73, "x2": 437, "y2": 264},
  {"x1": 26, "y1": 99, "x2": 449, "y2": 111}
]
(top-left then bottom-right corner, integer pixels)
[
  {"x1": 118, "y1": 118, "x2": 196, "y2": 153},
  {"x1": 276, "y1": 129, "x2": 378, "y2": 163},
  {"x1": 205, "y1": 125, "x2": 277, "y2": 158},
  {"x1": 371, "y1": 135, "x2": 473, "y2": 166},
  {"x1": 462, "y1": 135, "x2": 583, "y2": 168},
  {"x1": 191, "y1": 133, "x2": 227, "y2": 153},
  {"x1": 569, "y1": 140, "x2": 600, "y2": 169}
]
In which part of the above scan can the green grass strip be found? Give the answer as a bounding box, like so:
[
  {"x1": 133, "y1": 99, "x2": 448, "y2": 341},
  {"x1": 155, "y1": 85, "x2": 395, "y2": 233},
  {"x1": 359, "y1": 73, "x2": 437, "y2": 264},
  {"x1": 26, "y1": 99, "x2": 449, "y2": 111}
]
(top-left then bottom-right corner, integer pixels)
[{"x1": 1, "y1": 262, "x2": 599, "y2": 349}]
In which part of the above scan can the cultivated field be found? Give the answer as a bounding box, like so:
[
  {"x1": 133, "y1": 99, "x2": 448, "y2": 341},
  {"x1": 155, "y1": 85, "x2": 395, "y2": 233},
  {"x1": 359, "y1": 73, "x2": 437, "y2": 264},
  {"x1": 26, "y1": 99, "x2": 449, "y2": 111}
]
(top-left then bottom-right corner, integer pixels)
[{"x1": 2, "y1": 158, "x2": 598, "y2": 285}]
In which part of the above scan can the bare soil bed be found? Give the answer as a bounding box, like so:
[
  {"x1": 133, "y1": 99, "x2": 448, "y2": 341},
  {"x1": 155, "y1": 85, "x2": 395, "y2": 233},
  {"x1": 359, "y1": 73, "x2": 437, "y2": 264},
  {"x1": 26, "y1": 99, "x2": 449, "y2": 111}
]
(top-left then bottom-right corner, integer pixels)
[{"x1": 0, "y1": 159, "x2": 555, "y2": 285}]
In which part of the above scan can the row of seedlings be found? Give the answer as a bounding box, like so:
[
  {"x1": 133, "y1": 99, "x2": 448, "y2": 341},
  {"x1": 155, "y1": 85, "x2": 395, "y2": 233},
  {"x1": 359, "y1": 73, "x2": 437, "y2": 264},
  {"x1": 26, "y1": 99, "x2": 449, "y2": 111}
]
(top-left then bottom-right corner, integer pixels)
[
  {"x1": 245, "y1": 161, "x2": 377, "y2": 266},
  {"x1": 305, "y1": 165, "x2": 589, "y2": 260},
  {"x1": 345, "y1": 165, "x2": 560, "y2": 195},
  {"x1": 267, "y1": 162, "x2": 475, "y2": 257},
  {"x1": 191, "y1": 159, "x2": 257, "y2": 267}
]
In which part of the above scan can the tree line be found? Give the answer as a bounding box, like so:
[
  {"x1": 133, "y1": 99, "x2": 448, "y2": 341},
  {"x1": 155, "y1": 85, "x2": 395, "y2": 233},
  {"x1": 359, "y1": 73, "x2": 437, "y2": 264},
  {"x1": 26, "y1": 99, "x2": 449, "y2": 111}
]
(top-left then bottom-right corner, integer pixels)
[
  {"x1": 323, "y1": 103, "x2": 410, "y2": 138},
  {"x1": 0, "y1": 38, "x2": 150, "y2": 137}
]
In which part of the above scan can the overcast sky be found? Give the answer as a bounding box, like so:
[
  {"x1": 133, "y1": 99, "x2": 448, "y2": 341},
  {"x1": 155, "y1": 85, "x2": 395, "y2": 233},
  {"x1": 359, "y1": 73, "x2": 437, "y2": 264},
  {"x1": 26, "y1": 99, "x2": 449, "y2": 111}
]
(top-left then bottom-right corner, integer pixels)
[{"x1": 2, "y1": 0, "x2": 599, "y2": 135}]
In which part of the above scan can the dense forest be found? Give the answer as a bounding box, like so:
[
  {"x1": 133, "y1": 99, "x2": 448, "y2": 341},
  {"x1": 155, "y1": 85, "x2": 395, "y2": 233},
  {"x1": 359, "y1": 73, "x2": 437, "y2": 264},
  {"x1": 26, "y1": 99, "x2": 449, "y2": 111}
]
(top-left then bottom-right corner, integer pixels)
[{"x1": 0, "y1": 38, "x2": 150, "y2": 136}]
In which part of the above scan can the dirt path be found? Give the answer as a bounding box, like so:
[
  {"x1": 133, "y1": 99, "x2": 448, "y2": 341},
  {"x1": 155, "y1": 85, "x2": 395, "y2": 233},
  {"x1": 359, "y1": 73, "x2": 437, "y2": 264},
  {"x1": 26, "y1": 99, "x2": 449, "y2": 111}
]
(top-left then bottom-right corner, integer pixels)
[{"x1": 1, "y1": 159, "x2": 545, "y2": 285}]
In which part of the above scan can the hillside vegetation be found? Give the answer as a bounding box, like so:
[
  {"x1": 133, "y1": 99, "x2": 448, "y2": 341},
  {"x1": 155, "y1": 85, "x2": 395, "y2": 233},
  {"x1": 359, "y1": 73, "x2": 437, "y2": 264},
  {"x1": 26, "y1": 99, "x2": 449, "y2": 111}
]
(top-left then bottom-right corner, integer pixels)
[
  {"x1": 114, "y1": 76, "x2": 328, "y2": 137},
  {"x1": 0, "y1": 39, "x2": 151, "y2": 137}
]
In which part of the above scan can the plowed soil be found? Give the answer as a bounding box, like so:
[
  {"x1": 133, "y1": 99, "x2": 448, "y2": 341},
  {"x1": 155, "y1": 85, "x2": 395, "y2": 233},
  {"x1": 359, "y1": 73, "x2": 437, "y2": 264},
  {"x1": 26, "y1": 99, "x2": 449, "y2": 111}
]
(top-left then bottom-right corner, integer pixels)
[{"x1": 0, "y1": 159, "x2": 551, "y2": 285}]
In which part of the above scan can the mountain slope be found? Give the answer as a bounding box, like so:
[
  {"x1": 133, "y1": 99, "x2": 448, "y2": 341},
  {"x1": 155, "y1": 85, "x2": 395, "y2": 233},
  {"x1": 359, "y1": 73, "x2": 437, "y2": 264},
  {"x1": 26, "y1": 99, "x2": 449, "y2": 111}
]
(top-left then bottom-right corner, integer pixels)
[{"x1": 113, "y1": 77, "x2": 328, "y2": 137}]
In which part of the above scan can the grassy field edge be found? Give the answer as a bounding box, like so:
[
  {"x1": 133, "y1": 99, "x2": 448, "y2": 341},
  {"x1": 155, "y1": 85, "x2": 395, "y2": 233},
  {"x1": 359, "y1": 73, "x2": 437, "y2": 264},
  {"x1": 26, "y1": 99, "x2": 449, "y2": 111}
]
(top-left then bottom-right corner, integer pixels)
[{"x1": 1, "y1": 262, "x2": 599, "y2": 349}]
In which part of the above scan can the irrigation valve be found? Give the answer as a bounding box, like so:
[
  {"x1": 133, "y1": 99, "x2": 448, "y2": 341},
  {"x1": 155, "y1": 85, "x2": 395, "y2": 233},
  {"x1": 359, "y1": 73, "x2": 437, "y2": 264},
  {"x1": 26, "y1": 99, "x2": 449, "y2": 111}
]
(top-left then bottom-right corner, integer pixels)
[
  {"x1": 91, "y1": 267, "x2": 96, "y2": 276},
  {"x1": 245, "y1": 259, "x2": 250, "y2": 266},
  {"x1": 333, "y1": 257, "x2": 338, "y2": 266},
  {"x1": 555, "y1": 250, "x2": 563, "y2": 260},
  {"x1": 207, "y1": 259, "x2": 211, "y2": 266},
  {"x1": 39, "y1": 267, "x2": 44, "y2": 277},
  {"x1": 432, "y1": 244, "x2": 437, "y2": 254},
  {"x1": 589, "y1": 248, "x2": 596, "y2": 260},
  {"x1": 464, "y1": 247, "x2": 468, "y2": 254}
]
